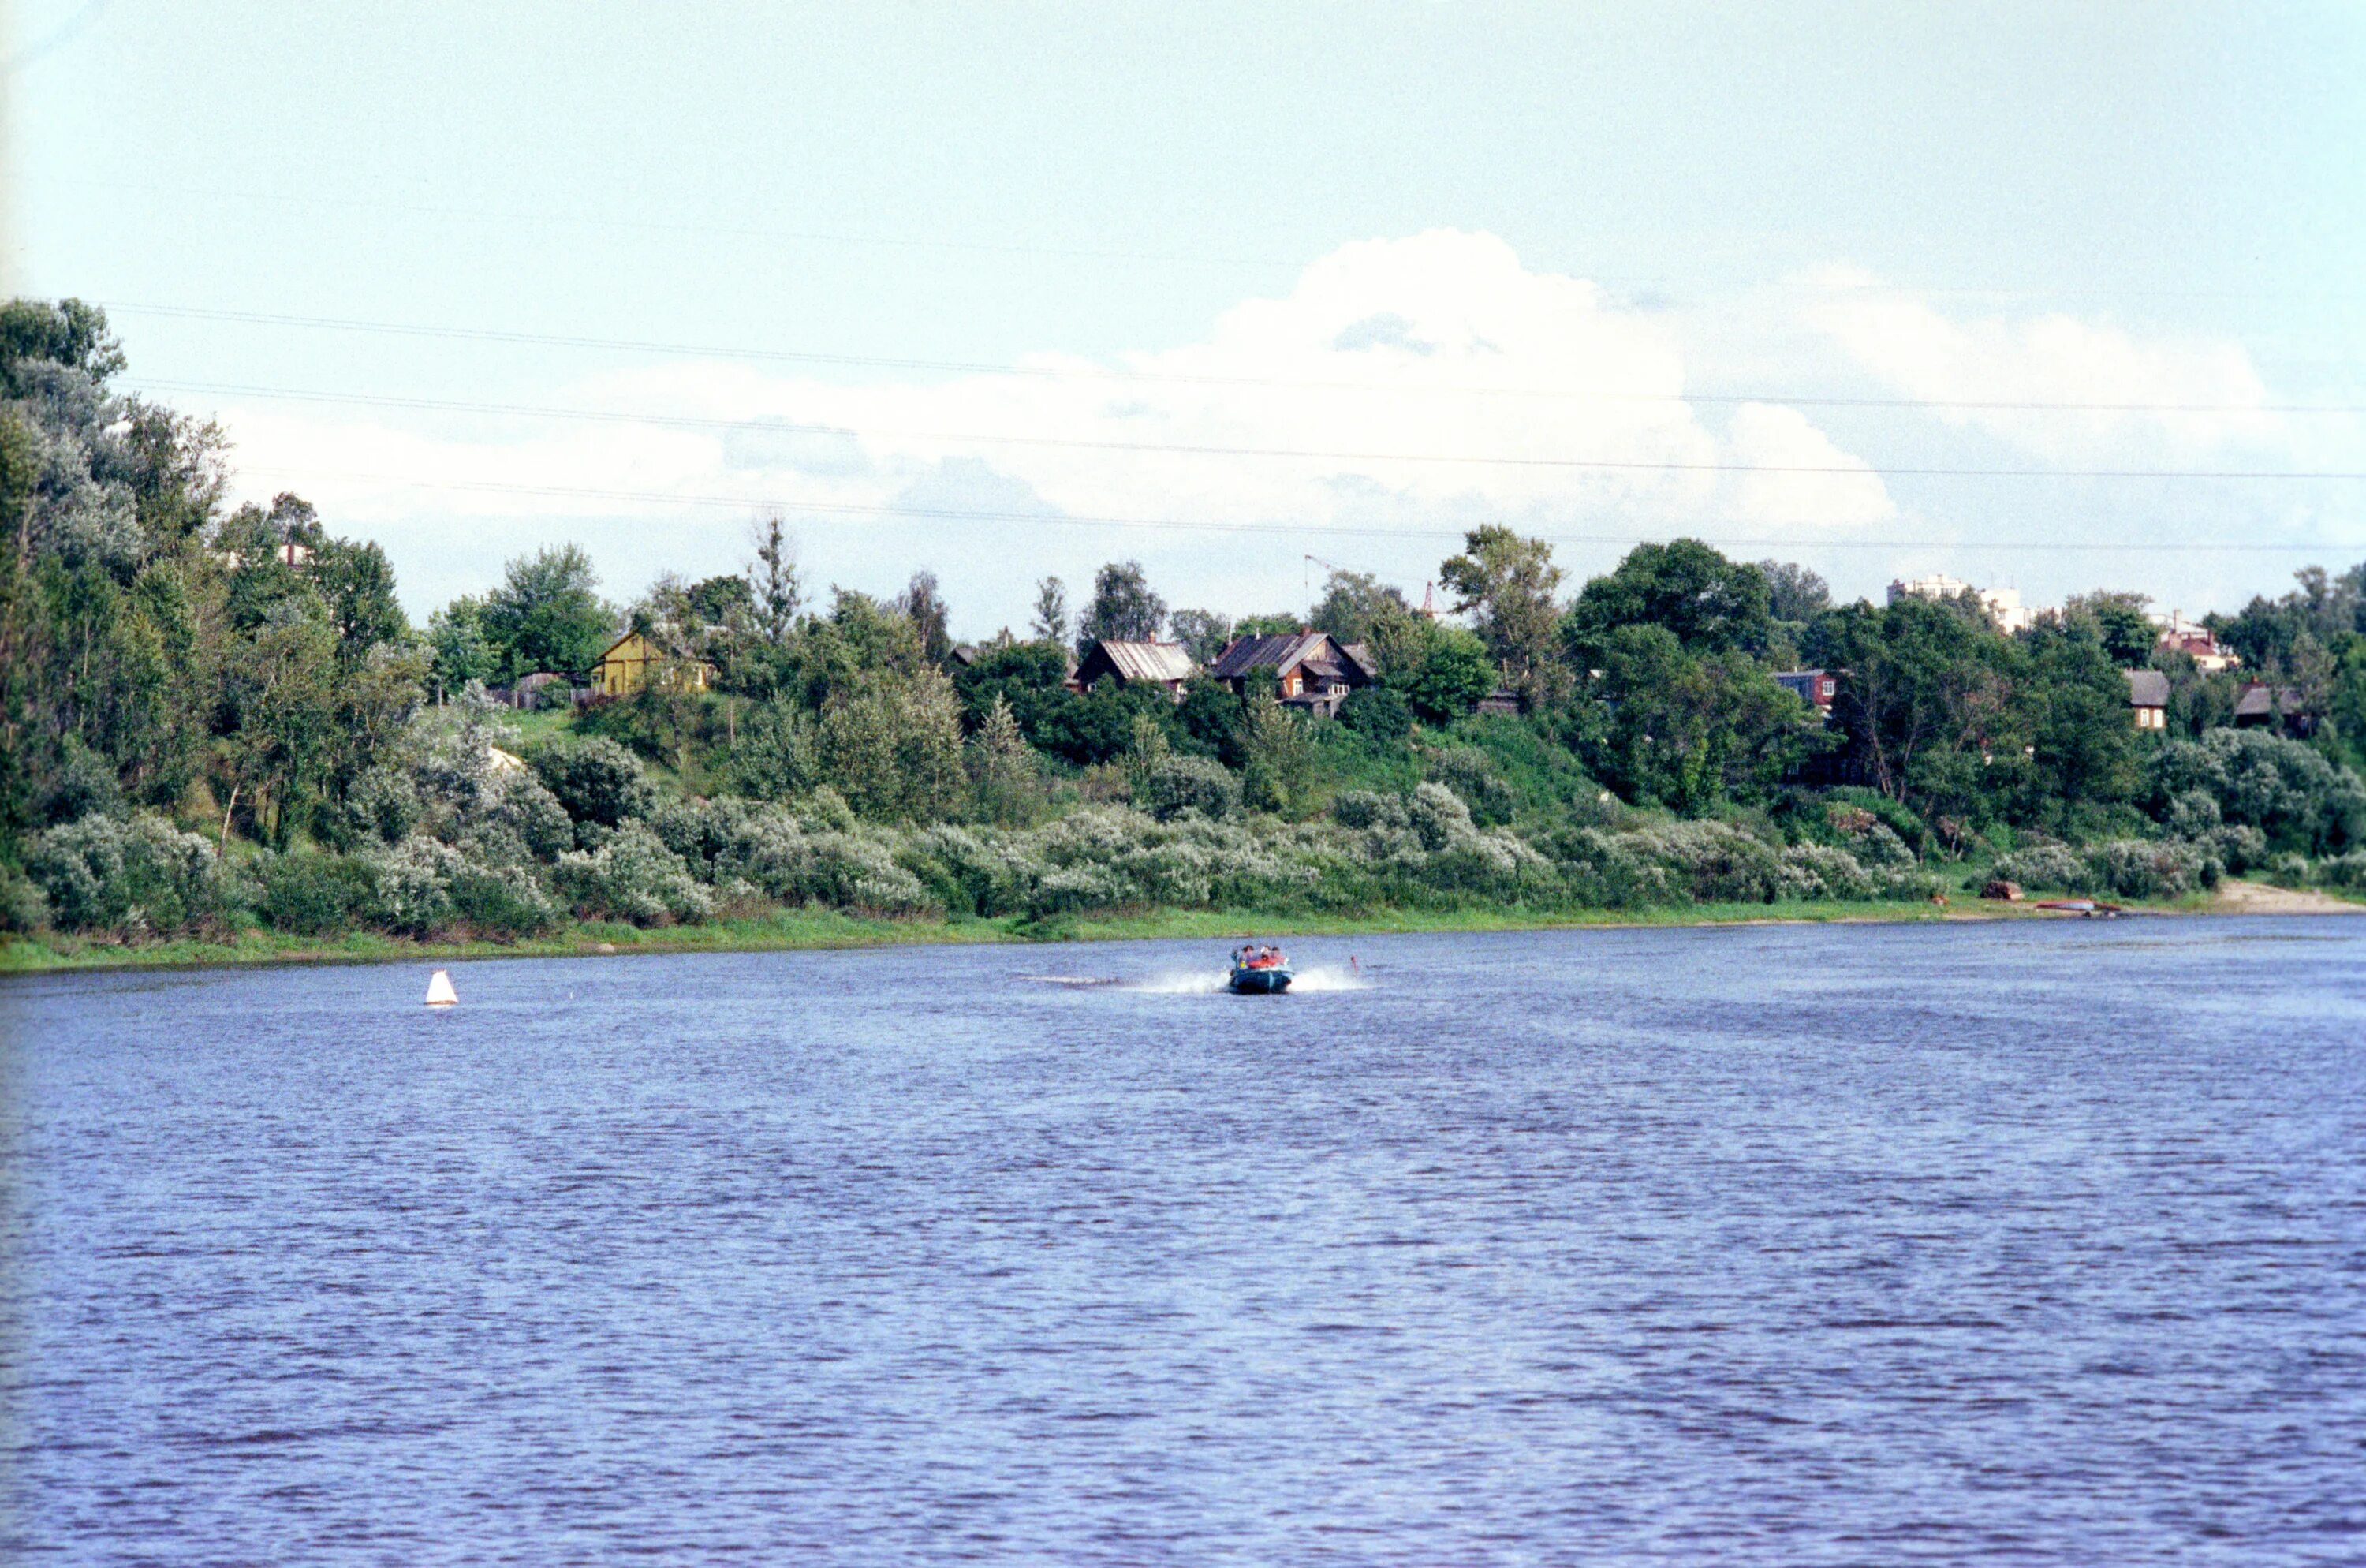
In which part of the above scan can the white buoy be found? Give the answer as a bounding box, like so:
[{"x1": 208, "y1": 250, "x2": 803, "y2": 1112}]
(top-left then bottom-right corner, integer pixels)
[{"x1": 424, "y1": 969, "x2": 458, "y2": 1007}]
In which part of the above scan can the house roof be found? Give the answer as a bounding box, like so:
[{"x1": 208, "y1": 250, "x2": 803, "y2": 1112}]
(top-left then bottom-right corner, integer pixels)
[
  {"x1": 1209, "y1": 631, "x2": 1375, "y2": 682},
  {"x1": 2125, "y1": 669, "x2": 2170, "y2": 707},
  {"x1": 1079, "y1": 639, "x2": 1196, "y2": 685},
  {"x1": 2234, "y1": 682, "x2": 2307, "y2": 718}
]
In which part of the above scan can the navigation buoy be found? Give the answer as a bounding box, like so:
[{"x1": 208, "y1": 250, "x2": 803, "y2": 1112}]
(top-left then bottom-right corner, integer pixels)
[{"x1": 424, "y1": 969, "x2": 458, "y2": 1007}]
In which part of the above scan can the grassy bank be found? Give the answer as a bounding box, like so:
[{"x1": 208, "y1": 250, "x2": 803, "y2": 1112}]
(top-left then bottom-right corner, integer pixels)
[{"x1": 0, "y1": 895, "x2": 2119, "y2": 976}]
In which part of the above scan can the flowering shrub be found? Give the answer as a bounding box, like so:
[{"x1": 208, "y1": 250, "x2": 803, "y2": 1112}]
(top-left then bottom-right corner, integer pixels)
[
  {"x1": 28, "y1": 812, "x2": 232, "y2": 936},
  {"x1": 552, "y1": 825, "x2": 711, "y2": 925},
  {"x1": 1991, "y1": 843, "x2": 2091, "y2": 894}
]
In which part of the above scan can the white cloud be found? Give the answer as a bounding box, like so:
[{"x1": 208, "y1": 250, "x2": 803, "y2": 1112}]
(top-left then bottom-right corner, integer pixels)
[
  {"x1": 218, "y1": 231, "x2": 1915, "y2": 617},
  {"x1": 1800, "y1": 266, "x2": 2291, "y2": 461}
]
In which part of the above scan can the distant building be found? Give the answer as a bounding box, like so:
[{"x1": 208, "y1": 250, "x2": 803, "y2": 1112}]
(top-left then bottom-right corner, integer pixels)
[
  {"x1": 1069, "y1": 639, "x2": 1196, "y2": 696},
  {"x1": 2125, "y1": 669, "x2": 2170, "y2": 730},
  {"x1": 2233, "y1": 682, "x2": 2317, "y2": 738},
  {"x1": 1888, "y1": 573, "x2": 2035, "y2": 634},
  {"x1": 1475, "y1": 689, "x2": 1522, "y2": 716},
  {"x1": 1208, "y1": 631, "x2": 1377, "y2": 715},
  {"x1": 2155, "y1": 614, "x2": 2240, "y2": 674},
  {"x1": 215, "y1": 539, "x2": 315, "y2": 571},
  {"x1": 591, "y1": 631, "x2": 716, "y2": 699},
  {"x1": 1773, "y1": 669, "x2": 1839, "y2": 713}
]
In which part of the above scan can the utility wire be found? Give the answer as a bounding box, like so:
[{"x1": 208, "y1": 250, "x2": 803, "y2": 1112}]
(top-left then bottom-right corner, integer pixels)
[
  {"x1": 143, "y1": 378, "x2": 2366, "y2": 480},
  {"x1": 55, "y1": 179, "x2": 2366, "y2": 306},
  {"x1": 232, "y1": 465, "x2": 2363, "y2": 552},
  {"x1": 104, "y1": 302, "x2": 2366, "y2": 416}
]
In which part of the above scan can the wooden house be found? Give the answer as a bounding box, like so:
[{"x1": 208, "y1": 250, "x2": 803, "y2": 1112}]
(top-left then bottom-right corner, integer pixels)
[
  {"x1": 1207, "y1": 632, "x2": 1376, "y2": 715},
  {"x1": 1069, "y1": 639, "x2": 1196, "y2": 696},
  {"x1": 2125, "y1": 669, "x2": 2169, "y2": 730},
  {"x1": 591, "y1": 631, "x2": 716, "y2": 699}
]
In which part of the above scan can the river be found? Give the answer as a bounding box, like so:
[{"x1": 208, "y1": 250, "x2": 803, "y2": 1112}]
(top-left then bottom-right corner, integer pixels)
[{"x1": 3, "y1": 919, "x2": 2363, "y2": 1564}]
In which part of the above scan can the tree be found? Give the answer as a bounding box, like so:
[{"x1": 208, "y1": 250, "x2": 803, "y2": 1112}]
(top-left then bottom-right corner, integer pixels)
[
  {"x1": 747, "y1": 514, "x2": 802, "y2": 646},
  {"x1": 428, "y1": 596, "x2": 499, "y2": 698},
  {"x1": 1308, "y1": 569, "x2": 1409, "y2": 645},
  {"x1": 818, "y1": 666, "x2": 969, "y2": 822},
  {"x1": 1237, "y1": 694, "x2": 1313, "y2": 816},
  {"x1": 1077, "y1": 559, "x2": 1166, "y2": 653},
  {"x1": 1167, "y1": 607, "x2": 1234, "y2": 665},
  {"x1": 1030, "y1": 576, "x2": 1070, "y2": 644},
  {"x1": 2062, "y1": 590, "x2": 2156, "y2": 666},
  {"x1": 0, "y1": 297, "x2": 125, "y2": 397},
  {"x1": 686, "y1": 572, "x2": 754, "y2": 629},
  {"x1": 899, "y1": 569, "x2": 953, "y2": 664},
  {"x1": 1390, "y1": 622, "x2": 1496, "y2": 723},
  {"x1": 1439, "y1": 526, "x2": 1566, "y2": 707},
  {"x1": 1757, "y1": 560, "x2": 1830, "y2": 624},
  {"x1": 483, "y1": 543, "x2": 614, "y2": 678},
  {"x1": 965, "y1": 694, "x2": 1040, "y2": 826},
  {"x1": 1581, "y1": 625, "x2": 1820, "y2": 813},
  {"x1": 1566, "y1": 539, "x2": 1772, "y2": 661},
  {"x1": 312, "y1": 536, "x2": 408, "y2": 666}
]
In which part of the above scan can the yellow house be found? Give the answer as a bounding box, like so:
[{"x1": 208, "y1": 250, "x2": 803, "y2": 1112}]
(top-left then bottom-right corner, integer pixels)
[{"x1": 591, "y1": 631, "x2": 716, "y2": 699}]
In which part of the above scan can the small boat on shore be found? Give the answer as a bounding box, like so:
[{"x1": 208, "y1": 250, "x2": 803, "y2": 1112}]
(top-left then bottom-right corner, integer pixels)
[
  {"x1": 1228, "y1": 944, "x2": 1293, "y2": 995},
  {"x1": 2033, "y1": 899, "x2": 2122, "y2": 918}
]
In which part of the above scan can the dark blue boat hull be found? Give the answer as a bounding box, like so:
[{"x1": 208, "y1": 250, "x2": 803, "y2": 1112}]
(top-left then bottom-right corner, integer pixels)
[{"x1": 1228, "y1": 967, "x2": 1293, "y2": 995}]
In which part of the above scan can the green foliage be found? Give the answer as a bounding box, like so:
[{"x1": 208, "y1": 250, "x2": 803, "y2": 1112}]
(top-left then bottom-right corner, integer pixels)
[
  {"x1": 1338, "y1": 685, "x2": 1413, "y2": 743},
  {"x1": 1237, "y1": 696, "x2": 1315, "y2": 815},
  {"x1": 1308, "y1": 569, "x2": 1409, "y2": 644},
  {"x1": 1580, "y1": 625, "x2": 1819, "y2": 814},
  {"x1": 532, "y1": 737, "x2": 656, "y2": 830},
  {"x1": 258, "y1": 852, "x2": 377, "y2": 935},
  {"x1": 1076, "y1": 559, "x2": 1166, "y2": 653},
  {"x1": 2145, "y1": 727, "x2": 2366, "y2": 854},
  {"x1": 1440, "y1": 525, "x2": 1565, "y2": 707},
  {"x1": 28, "y1": 812, "x2": 230, "y2": 937},
  {"x1": 1136, "y1": 755, "x2": 1241, "y2": 822},
  {"x1": 1567, "y1": 540, "x2": 1772, "y2": 660},
  {"x1": 482, "y1": 543, "x2": 614, "y2": 678},
  {"x1": 1390, "y1": 623, "x2": 1495, "y2": 722},
  {"x1": 1167, "y1": 607, "x2": 1234, "y2": 665},
  {"x1": 815, "y1": 666, "x2": 969, "y2": 822}
]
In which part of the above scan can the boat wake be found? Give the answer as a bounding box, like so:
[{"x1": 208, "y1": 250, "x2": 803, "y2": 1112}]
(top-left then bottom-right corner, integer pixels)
[
  {"x1": 1017, "y1": 974, "x2": 1124, "y2": 988},
  {"x1": 1118, "y1": 963, "x2": 1375, "y2": 995}
]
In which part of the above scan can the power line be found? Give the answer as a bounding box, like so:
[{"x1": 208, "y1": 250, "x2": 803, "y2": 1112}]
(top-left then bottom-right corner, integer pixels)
[
  {"x1": 233, "y1": 465, "x2": 2363, "y2": 553},
  {"x1": 54, "y1": 179, "x2": 2366, "y2": 307},
  {"x1": 104, "y1": 302, "x2": 2366, "y2": 416},
  {"x1": 141, "y1": 378, "x2": 2366, "y2": 480}
]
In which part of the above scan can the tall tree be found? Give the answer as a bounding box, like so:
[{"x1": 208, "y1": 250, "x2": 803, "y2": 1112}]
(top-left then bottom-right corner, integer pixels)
[
  {"x1": 900, "y1": 569, "x2": 953, "y2": 664},
  {"x1": 1308, "y1": 569, "x2": 1409, "y2": 645},
  {"x1": 1077, "y1": 560, "x2": 1166, "y2": 652},
  {"x1": 1439, "y1": 526, "x2": 1566, "y2": 707},
  {"x1": 1756, "y1": 560, "x2": 1830, "y2": 624},
  {"x1": 483, "y1": 543, "x2": 614, "y2": 678},
  {"x1": 1030, "y1": 576, "x2": 1069, "y2": 644},
  {"x1": 1167, "y1": 607, "x2": 1234, "y2": 665},
  {"x1": 1566, "y1": 539, "x2": 1771, "y2": 660},
  {"x1": 746, "y1": 513, "x2": 803, "y2": 646}
]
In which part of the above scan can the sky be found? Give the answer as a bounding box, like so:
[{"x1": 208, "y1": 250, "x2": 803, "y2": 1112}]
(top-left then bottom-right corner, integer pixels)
[{"x1": 6, "y1": 1, "x2": 2364, "y2": 634}]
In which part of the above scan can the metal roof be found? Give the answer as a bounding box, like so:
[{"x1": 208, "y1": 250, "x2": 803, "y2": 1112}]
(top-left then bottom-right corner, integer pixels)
[
  {"x1": 1211, "y1": 631, "x2": 1355, "y2": 681},
  {"x1": 1079, "y1": 639, "x2": 1196, "y2": 685}
]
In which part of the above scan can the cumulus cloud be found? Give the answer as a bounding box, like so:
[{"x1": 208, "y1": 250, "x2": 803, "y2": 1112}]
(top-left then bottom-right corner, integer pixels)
[
  {"x1": 220, "y1": 230, "x2": 1902, "y2": 576},
  {"x1": 1800, "y1": 266, "x2": 2291, "y2": 461}
]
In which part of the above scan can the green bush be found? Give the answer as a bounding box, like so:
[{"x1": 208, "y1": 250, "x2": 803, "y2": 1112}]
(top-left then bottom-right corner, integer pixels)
[
  {"x1": 1991, "y1": 843, "x2": 2090, "y2": 893},
  {"x1": 553, "y1": 824, "x2": 712, "y2": 925},
  {"x1": 447, "y1": 866, "x2": 561, "y2": 939},
  {"x1": 27, "y1": 812, "x2": 232, "y2": 936},
  {"x1": 0, "y1": 864, "x2": 51, "y2": 933},
  {"x1": 531, "y1": 737, "x2": 655, "y2": 829},
  {"x1": 258, "y1": 853, "x2": 376, "y2": 935},
  {"x1": 2084, "y1": 839, "x2": 2213, "y2": 899},
  {"x1": 1135, "y1": 755, "x2": 1241, "y2": 822}
]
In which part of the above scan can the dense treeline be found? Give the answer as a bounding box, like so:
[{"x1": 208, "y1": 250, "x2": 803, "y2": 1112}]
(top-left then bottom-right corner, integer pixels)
[{"x1": 6, "y1": 299, "x2": 2365, "y2": 948}]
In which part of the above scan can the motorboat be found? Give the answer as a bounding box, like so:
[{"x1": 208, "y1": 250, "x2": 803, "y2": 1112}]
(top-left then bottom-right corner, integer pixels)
[{"x1": 1228, "y1": 943, "x2": 1293, "y2": 995}]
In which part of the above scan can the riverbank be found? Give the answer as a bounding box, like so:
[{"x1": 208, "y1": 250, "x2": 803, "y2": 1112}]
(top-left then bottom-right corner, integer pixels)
[{"x1": 16, "y1": 887, "x2": 2349, "y2": 976}]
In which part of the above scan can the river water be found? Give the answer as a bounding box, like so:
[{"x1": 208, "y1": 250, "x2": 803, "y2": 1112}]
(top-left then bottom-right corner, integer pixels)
[{"x1": 3, "y1": 920, "x2": 2363, "y2": 1565}]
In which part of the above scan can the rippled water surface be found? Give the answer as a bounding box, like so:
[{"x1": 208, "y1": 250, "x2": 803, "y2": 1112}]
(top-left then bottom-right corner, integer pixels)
[{"x1": 5, "y1": 920, "x2": 2364, "y2": 1564}]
